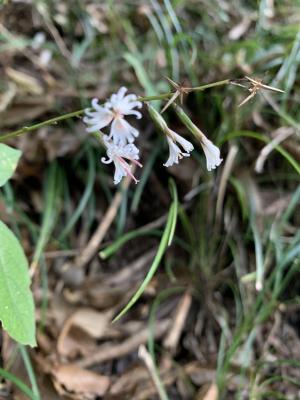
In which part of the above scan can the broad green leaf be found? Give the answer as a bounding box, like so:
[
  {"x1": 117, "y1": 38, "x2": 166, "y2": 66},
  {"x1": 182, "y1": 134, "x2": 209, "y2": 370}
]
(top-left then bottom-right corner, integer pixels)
[
  {"x1": 0, "y1": 144, "x2": 21, "y2": 187},
  {"x1": 0, "y1": 221, "x2": 36, "y2": 346}
]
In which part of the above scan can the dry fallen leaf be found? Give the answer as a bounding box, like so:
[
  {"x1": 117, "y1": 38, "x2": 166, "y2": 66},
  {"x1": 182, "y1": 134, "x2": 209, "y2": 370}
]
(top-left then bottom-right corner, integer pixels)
[
  {"x1": 196, "y1": 382, "x2": 218, "y2": 400},
  {"x1": 6, "y1": 67, "x2": 44, "y2": 95},
  {"x1": 57, "y1": 307, "x2": 113, "y2": 358},
  {"x1": 52, "y1": 364, "x2": 110, "y2": 399},
  {"x1": 0, "y1": 97, "x2": 54, "y2": 128}
]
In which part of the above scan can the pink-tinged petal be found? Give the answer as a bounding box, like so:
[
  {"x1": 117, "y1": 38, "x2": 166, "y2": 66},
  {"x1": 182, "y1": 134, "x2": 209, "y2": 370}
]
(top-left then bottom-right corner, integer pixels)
[
  {"x1": 101, "y1": 137, "x2": 142, "y2": 185},
  {"x1": 118, "y1": 157, "x2": 139, "y2": 184}
]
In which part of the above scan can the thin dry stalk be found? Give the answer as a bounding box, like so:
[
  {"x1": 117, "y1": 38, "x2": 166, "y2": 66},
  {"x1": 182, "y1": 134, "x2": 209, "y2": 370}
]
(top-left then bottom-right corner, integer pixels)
[
  {"x1": 255, "y1": 127, "x2": 294, "y2": 173},
  {"x1": 68, "y1": 174, "x2": 132, "y2": 270},
  {"x1": 163, "y1": 289, "x2": 192, "y2": 353},
  {"x1": 138, "y1": 345, "x2": 168, "y2": 400},
  {"x1": 78, "y1": 319, "x2": 170, "y2": 368},
  {"x1": 216, "y1": 145, "x2": 238, "y2": 221}
]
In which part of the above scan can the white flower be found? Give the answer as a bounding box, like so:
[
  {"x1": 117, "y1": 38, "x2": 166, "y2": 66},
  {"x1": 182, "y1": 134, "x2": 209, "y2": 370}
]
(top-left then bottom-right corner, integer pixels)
[
  {"x1": 200, "y1": 136, "x2": 223, "y2": 171},
  {"x1": 83, "y1": 87, "x2": 142, "y2": 146},
  {"x1": 164, "y1": 130, "x2": 194, "y2": 167},
  {"x1": 101, "y1": 135, "x2": 142, "y2": 185}
]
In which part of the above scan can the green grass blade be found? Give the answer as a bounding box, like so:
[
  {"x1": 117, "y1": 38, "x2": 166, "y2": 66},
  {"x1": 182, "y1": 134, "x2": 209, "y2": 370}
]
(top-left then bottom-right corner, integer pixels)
[
  {"x1": 167, "y1": 179, "x2": 178, "y2": 246},
  {"x1": 112, "y1": 181, "x2": 178, "y2": 322},
  {"x1": 124, "y1": 52, "x2": 157, "y2": 97},
  {"x1": 58, "y1": 147, "x2": 96, "y2": 240},
  {"x1": 0, "y1": 368, "x2": 38, "y2": 400},
  {"x1": 31, "y1": 162, "x2": 62, "y2": 269},
  {"x1": 99, "y1": 229, "x2": 162, "y2": 260},
  {"x1": 131, "y1": 145, "x2": 160, "y2": 213},
  {"x1": 19, "y1": 345, "x2": 40, "y2": 400}
]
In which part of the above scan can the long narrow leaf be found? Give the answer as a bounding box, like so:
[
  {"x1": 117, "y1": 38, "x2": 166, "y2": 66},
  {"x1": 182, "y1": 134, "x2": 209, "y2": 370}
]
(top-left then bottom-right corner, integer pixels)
[{"x1": 112, "y1": 180, "x2": 178, "y2": 322}]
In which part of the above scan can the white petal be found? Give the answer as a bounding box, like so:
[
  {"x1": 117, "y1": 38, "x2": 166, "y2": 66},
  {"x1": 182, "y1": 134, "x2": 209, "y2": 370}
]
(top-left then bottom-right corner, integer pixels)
[
  {"x1": 83, "y1": 107, "x2": 113, "y2": 132},
  {"x1": 114, "y1": 98, "x2": 139, "y2": 116},
  {"x1": 122, "y1": 97, "x2": 142, "y2": 109},
  {"x1": 116, "y1": 87, "x2": 128, "y2": 100},
  {"x1": 101, "y1": 136, "x2": 141, "y2": 185},
  {"x1": 123, "y1": 94, "x2": 138, "y2": 102},
  {"x1": 113, "y1": 160, "x2": 127, "y2": 184},
  {"x1": 122, "y1": 108, "x2": 142, "y2": 119},
  {"x1": 169, "y1": 130, "x2": 194, "y2": 153},
  {"x1": 101, "y1": 156, "x2": 113, "y2": 164},
  {"x1": 108, "y1": 88, "x2": 142, "y2": 119},
  {"x1": 201, "y1": 137, "x2": 223, "y2": 171},
  {"x1": 91, "y1": 98, "x2": 107, "y2": 112},
  {"x1": 110, "y1": 117, "x2": 139, "y2": 146},
  {"x1": 84, "y1": 109, "x2": 99, "y2": 117},
  {"x1": 164, "y1": 137, "x2": 183, "y2": 167},
  {"x1": 119, "y1": 142, "x2": 140, "y2": 160}
]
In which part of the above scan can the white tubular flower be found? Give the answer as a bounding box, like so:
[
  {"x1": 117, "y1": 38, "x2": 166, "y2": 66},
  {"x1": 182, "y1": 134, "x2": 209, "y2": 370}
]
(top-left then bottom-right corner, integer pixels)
[
  {"x1": 164, "y1": 130, "x2": 194, "y2": 167},
  {"x1": 83, "y1": 87, "x2": 142, "y2": 146},
  {"x1": 200, "y1": 136, "x2": 223, "y2": 171},
  {"x1": 101, "y1": 135, "x2": 142, "y2": 185}
]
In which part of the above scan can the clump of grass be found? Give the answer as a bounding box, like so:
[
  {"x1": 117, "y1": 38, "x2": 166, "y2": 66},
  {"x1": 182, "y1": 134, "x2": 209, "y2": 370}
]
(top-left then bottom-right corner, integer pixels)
[{"x1": 0, "y1": 1, "x2": 300, "y2": 399}]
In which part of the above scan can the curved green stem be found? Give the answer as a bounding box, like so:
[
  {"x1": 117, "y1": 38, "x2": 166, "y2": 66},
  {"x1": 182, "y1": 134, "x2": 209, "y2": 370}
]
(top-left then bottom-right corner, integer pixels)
[{"x1": 0, "y1": 109, "x2": 85, "y2": 142}]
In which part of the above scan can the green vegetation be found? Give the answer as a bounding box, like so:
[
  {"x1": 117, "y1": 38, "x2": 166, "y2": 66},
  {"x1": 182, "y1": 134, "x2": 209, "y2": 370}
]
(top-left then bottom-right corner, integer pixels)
[{"x1": 0, "y1": 0, "x2": 299, "y2": 398}]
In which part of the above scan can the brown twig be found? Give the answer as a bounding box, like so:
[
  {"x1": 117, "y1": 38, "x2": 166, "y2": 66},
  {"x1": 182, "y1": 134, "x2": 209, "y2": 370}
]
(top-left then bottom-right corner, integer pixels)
[
  {"x1": 163, "y1": 289, "x2": 192, "y2": 353},
  {"x1": 67, "y1": 174, "x2": 132, "y2": 271},
  {"x1": 77, "y1": 319, "x2": 170, "y2": 368}
]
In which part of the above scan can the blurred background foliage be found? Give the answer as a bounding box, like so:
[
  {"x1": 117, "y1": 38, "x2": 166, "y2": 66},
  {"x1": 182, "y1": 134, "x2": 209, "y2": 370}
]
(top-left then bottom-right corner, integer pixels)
[{"x1": 0, "y1": 0, "x2": 300, "y2": 399}]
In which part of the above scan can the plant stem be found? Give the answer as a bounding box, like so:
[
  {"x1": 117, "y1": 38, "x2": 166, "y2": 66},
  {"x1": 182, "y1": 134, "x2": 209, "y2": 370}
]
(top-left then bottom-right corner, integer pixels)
[
  {"x1": 137, "y1": 79, "x2": 230, "y2": 101},
  {"x1": 192, "y1": 79, "x2": 230, "y2": 91},
  {"x1": 0, "y1": 109, "x2": 85, "y2": 142},
  {"x1": 0, "y1": 79, "x2": 230, "y2": 142},
  {"x1": 137, "y1": 92, "x2": 174, "y2": 102}
]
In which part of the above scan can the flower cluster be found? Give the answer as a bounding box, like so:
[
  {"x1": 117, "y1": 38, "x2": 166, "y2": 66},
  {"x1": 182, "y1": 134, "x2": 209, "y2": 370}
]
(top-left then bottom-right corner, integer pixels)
[
  {"x1": 84, "y1": 87, "x2": 223, "y2": 185},
  {"x1": 84, "y1": 87, "x2": 143, "y2": 184}
]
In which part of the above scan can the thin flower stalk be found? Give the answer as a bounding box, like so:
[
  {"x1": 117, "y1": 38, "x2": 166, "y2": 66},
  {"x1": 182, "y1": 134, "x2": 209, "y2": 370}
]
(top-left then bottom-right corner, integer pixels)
[
  {"x1": 0, "y1": 79, "x2": 231, "y2": 142},
  {"x1": 147, "y1": 104, "x2": 194, "y2": 167},
  {"x1": 173, "y1": 103, "x2": 223, "y2": 171}
]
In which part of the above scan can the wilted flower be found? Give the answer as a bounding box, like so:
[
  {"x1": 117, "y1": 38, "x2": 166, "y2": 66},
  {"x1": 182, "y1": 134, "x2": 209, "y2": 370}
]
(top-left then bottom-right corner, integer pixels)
[
  {"x1": 164, "y1": 130, "x2": 194, "y2": 167},
  {"x1": 101, "y1": 135, "x2": 142, "y2": 185},
  {"x1": 84, "y1": 87, "x2": 142, "y2": 146},
  {"x1": 147, "y1": 104, "x2": 194, "y2": 167},
  {"x1": 172, "y1": 103, "x2": 223, "y2": 172},
  {"x1": 200, "y1": 136, "x2": 223, "y2": 171}
]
